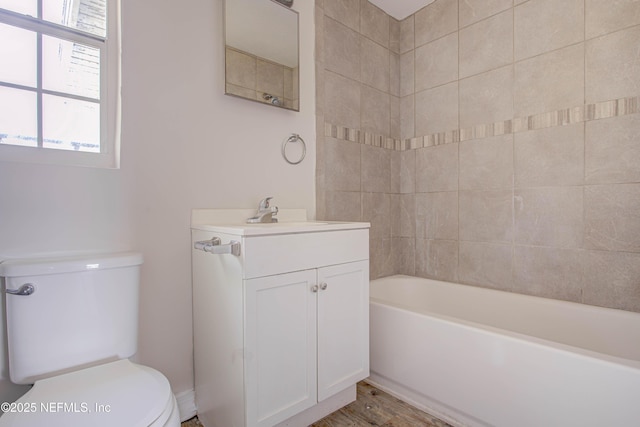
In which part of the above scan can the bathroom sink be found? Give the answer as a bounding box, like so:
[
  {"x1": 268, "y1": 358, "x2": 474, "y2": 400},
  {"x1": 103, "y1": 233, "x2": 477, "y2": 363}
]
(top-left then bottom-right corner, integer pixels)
[
  {"x1": 192, "y1": 220, "x2": 367, "y2": 236},
  {"x1": 246, "y1": 221, "x2": 330, "y2": 227},
  {"x1": 191, "y1": 209, "x2": 369, "y2": 236}
]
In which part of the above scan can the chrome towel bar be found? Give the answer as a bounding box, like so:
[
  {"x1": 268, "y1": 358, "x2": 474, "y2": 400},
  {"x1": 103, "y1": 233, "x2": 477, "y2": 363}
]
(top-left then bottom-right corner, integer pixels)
[{"x1": 194, "y1": 237, "x2": 241, "y2": 256}]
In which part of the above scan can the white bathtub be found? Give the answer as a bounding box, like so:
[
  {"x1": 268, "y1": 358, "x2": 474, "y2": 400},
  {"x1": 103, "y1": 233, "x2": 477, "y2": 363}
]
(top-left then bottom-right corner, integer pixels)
[{"x1": 368, "y1": 275, "x2": 640, "y2": 427}]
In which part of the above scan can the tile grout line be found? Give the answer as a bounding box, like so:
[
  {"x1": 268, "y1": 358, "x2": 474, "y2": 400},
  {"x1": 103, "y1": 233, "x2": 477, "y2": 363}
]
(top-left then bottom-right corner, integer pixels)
[
  {"x1": 581, "y1": 0, "x2": 587, "y2": 305},
  {"x1": 511, "y1": 0, "x2": 516, "y2": 293}
]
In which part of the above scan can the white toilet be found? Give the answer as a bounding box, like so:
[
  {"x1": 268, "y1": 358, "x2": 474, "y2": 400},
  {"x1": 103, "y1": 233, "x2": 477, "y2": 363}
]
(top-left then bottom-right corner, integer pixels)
[{"x1": 0, "y1": 252, "x2": 180, "y2": 427}]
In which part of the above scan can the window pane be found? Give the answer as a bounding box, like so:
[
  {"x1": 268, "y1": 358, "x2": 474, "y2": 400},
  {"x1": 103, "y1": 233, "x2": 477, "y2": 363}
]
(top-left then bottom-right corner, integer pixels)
[
  {"x1": 0, "y1": 86, "x2": 37, "y2": 147},
  {"x1": 43, "y1": 0, "x2": 107, "y2": 38},
  {"x1": 0, "y1": 0, "x2": 36, "y2": 16},
  {"x1": 43, "y1": 94, "x2": 100, "y2": 152},
  {"x1": 0, "y1": 23, "x2": 37, "y2": 87},
  {"x1": 43, "y1": 35, "x2": 100, "y2": 99}
]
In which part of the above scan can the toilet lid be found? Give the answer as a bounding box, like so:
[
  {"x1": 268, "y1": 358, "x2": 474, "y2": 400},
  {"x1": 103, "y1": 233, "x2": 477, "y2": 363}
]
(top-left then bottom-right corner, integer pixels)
[{"x1": 0, "y1": 360, "x2": 174, "y2": 427}]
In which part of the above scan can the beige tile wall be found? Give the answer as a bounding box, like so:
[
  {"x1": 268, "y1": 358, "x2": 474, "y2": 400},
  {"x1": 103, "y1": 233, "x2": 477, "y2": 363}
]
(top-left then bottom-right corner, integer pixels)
[
  {"x1": 316, "y1": 0, "x2": 640, "y2": 312},
  {"x1": 316, "y1": 0, "x2": 400, "y2": 280}
]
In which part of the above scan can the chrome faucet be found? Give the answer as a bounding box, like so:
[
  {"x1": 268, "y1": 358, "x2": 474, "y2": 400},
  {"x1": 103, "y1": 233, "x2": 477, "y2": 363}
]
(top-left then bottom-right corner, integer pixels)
[{"x1": 247, "y1": 197, "x2": 279, "y2": 223}]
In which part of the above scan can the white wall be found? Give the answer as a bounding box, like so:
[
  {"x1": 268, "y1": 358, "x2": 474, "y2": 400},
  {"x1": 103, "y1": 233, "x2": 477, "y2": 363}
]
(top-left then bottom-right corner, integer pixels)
[
  {"x1": 0, "y1": 161, "x2": 135, "y2": 402},
  {"x1": 0, "y1": 0, "x2": 316, "y2": 409}
]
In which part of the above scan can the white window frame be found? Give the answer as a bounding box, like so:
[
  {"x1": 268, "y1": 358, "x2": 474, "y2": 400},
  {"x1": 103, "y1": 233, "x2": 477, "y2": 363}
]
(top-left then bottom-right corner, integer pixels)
[{"x1": 0, "y1": 0, "x2": 121, "y2": 169}]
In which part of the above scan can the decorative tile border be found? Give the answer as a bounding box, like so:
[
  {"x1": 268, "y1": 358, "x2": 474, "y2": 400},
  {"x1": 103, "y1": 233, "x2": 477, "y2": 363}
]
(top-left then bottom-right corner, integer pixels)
[
  {"x1": 323, "y1": 123, "x2": 399, "y2": 150},
  {"x1": 324, "y1": 95, "x2": 640, "y2": 151}
]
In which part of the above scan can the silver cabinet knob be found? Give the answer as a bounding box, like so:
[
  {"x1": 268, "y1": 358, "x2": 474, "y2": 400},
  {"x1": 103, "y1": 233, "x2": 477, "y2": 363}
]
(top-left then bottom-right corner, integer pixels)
[
  {"x1": 320, "y1": 283, "x2": 328, "y2": 291},
  {"x1": 311, "y1": 284, "x2": 319, "y2": 293}
]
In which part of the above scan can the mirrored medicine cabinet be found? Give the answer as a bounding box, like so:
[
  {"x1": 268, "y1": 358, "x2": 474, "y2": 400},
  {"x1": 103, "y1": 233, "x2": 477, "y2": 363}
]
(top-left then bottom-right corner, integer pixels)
[{"x1": 223, "y1": 0, "x2": 300, "y2": 111}]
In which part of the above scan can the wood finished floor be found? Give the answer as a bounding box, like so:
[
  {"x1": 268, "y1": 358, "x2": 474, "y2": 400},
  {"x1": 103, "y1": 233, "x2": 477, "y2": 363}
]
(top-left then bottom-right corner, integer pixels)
[
  {"x1": 182, "y1": 382, "x2": 452, "y2": 427},
  {"x1": 181, "y1": 416, "x2": 204, "y2": 427},
  {"x1": 312, "y1": 382, "x2": 452, "y2": 427}
]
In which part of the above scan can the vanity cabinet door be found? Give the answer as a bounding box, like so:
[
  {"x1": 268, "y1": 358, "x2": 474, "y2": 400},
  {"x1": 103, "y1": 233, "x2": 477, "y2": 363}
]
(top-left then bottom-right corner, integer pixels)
[
  {"x1": 317, "y1": 260, "x2": 370, "y2": 401},
  {"x1": 245, "y1": 269, "x2": 318, "y2": 427}
]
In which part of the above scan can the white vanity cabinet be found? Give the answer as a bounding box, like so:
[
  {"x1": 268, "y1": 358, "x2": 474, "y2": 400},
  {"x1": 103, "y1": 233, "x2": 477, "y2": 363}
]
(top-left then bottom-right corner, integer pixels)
[
  {"x1": 191, "y1": 217, "x2": 369, "y2": 427},
  {"x1": 245, "y1": 260, "x2": 368, "y2": 426}
]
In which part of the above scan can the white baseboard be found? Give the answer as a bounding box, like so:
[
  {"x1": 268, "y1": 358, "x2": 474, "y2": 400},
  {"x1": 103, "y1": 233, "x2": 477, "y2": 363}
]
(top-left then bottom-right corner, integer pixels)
[
  {"x1": 176, "y1": 385, "x2": 355, "y2": 425},
  {"x1": 175, "y1": 388, "x2": 197, "y2": 422}
]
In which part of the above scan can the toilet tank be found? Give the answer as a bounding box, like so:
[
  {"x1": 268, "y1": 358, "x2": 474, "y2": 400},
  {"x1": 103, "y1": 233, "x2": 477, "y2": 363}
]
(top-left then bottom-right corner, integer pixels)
[{"x1": 0, "y1": 252, "x2": 143, "y2": 384}]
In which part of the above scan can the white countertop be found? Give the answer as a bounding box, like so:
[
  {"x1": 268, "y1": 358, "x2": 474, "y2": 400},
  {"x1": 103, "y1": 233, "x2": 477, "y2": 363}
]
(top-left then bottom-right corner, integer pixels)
[
  {"x1": 192, "y1": 220, "x2": 369, "y2": 236},
  {"x1": 191, "y1": 209, "x2": 369, "y2": 236}
]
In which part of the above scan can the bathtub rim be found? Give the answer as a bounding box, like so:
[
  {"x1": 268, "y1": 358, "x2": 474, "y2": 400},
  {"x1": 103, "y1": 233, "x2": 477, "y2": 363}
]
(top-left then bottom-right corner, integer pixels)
[{"x1": 370, "y1": 274, "x2": 640, "y2": 370}]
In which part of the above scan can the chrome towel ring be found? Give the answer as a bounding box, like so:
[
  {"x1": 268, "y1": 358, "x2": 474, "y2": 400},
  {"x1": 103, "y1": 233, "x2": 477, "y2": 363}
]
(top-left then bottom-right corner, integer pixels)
[{"x1": 282, "y1": 133, "x2": 306, "y2": 165}]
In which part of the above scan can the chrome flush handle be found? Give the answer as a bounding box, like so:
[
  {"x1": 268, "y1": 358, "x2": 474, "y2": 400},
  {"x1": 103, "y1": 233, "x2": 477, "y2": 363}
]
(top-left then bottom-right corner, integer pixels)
[{"x1": 6, "y1": 283, "x2": 35, "y2": 296}]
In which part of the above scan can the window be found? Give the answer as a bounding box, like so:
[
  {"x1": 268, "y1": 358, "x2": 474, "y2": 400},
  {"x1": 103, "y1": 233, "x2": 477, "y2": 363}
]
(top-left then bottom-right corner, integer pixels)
[{"x1": 0, "y1": 0, "x2": 120, "y2": 168}]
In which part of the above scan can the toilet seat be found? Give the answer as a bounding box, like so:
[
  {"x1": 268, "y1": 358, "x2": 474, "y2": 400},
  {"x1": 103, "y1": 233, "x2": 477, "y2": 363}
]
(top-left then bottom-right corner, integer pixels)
[{"x1": 0, "y1": 360, "x2": 178, "y2": 427}]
